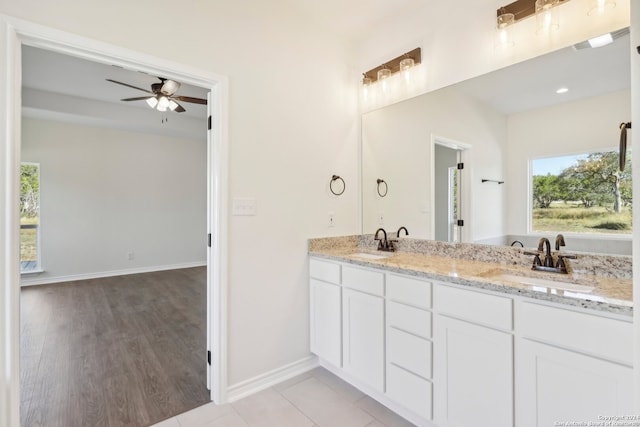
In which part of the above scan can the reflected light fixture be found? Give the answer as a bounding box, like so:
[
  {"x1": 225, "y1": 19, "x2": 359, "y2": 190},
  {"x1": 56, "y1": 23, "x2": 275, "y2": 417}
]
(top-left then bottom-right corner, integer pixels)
[
  {"x1": 556, "y1": 87, "x2": 569, "y2": 94},
  {"x1": 536, "y1": 0, "x2": 560, "y2": 33}
]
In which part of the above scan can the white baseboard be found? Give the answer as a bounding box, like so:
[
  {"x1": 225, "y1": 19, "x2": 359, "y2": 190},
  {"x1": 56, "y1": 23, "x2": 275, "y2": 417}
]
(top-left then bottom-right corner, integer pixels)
[
  {"x1": 20, "y1": 261, "x2": 207, "y2": 287},
  {"x1": 226, "y1": 355, "x2": 319, "y2": 402}
]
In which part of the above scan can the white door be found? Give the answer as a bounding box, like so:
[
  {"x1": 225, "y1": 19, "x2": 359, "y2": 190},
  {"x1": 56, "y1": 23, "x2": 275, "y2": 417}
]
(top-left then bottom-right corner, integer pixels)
[
  {"x1": 310, "y1": 279, "x2": 342, "y2": 367},
  {"x1": 434, "y1": 315, "x2": 513, "y2": 427},
  {"x1": 342, "y1": 288, "x2": 384, "y2": 392},
  {"x1": 516, "y1": 339, "x2": 634, "y2": 427}
]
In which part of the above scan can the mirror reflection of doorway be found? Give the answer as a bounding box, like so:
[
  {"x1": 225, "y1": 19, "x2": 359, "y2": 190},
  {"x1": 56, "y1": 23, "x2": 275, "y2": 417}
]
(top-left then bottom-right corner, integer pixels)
[{"x1": 434, "y1": 143, "x2": 462, "y2": 242}]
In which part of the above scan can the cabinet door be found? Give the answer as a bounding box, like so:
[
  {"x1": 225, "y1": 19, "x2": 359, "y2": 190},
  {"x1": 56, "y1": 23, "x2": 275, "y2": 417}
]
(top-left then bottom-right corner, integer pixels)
[
  {"x1": 310, "y1": 278, "x2": 341, "y2": 367},
  {"x1": 434, "y1": 315, "x2": 513, "y2": 427},
  {"x1": 342, "y1": 288, "x2": 384, "y2": 392},
  {"x1": 516, "y1": 339, "x2": 634, "y2": 427}
]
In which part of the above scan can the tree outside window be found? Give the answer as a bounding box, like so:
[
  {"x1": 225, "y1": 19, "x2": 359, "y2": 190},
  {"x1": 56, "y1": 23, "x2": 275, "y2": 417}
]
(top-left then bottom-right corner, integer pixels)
[{"x1": 531, "y1": 151, "x2": 632, "y2": 234}]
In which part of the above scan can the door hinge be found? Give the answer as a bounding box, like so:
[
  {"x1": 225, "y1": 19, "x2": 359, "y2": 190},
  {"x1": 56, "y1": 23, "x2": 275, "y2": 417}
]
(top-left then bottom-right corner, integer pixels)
[
  {"x1": 207, "y1": 350, "x2": 211, "y2": 366},
  {"x1": 457, "y1": 162, "x2": 464, "y2": 170},
  {"x1": 457, "y1": 219, "x2": 464, "y2": 226},
  {"x1": 207, "y1": 233, "x2": 212, "y2": 248},
  {"x1": 208, "y1": 116, "x2": 212, "y2": 130}
]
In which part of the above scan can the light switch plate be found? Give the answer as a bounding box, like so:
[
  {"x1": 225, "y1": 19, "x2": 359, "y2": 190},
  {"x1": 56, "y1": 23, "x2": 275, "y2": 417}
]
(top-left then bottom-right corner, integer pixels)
[{"x1": 232, "y1": 198, "x2": 257, "y2": 216}]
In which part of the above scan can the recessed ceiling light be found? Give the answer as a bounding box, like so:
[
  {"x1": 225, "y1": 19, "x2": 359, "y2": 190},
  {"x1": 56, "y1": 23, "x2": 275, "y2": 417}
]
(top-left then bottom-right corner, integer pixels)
[
  {"x1": 588, "y1": 33, "x2": 614, "y2": 48},
  {"x1": 556, "y1": 87, "x2": 569, "y2": 94}
]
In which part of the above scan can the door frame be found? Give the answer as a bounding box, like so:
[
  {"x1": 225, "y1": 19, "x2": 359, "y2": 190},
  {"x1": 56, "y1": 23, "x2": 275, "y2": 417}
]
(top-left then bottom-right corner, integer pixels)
[
  {"x1": 430, "y1": 134, "x2": 472, "y2": 243},
  {"x1": 0, "y1": 15, "x2": 229, "y2": 427}
]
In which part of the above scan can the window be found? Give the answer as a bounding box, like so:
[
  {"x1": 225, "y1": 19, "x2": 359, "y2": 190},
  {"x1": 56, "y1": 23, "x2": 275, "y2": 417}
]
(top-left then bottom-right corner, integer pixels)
[
  {"x1": 531, "y1": 150, "x2": 632, "y2": 235},
  {"x1": 20, "y1": 163, "x2": 41, "y2": 272}
]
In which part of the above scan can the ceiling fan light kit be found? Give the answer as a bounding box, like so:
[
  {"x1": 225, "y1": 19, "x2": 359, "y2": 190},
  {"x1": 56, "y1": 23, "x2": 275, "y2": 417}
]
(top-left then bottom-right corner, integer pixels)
[{"x1": 106, "y1": 77, "x2": 207, "y2": 114}]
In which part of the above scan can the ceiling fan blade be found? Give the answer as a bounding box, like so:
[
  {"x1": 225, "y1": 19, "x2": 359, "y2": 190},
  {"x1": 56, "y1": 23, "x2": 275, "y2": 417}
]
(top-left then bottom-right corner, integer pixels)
[
  {"x1": 172, "y1": 95, "x2": 207, "y2": 105},
  {"x1": 106, "y1": 79, "x2": 153, "y2": 94},
  {"x1": 121, "y1": 96, "x2": 153, "y2": 102}
]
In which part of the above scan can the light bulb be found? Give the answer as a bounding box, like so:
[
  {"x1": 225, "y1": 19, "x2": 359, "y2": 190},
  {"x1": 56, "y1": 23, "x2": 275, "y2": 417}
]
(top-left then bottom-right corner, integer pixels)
[
  {"x1": 362, "y1": 75, "x2": 372, "y2": 101},
  {"x1": 536, "y1": 0, "x2": 559, "y2": 33},
  {"x1": 157, "y1": 96, "x2": 170, "y2": 112},
  {"x1": 377, "y1": 68, "x2": 391, "y2": 92},
  {"x1": 399, "y1": 58, "x2": 415, "y2": 84},
  {"x1": 146, "y1": 97, "x2": 158, "y2": 108},
  {"x1": 496, "y1": 13, "x2": 515, "y2": 48}
]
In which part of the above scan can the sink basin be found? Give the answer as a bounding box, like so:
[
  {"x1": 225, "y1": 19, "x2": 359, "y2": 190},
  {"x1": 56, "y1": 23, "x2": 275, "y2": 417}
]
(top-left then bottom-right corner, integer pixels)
[
  {"x1": 351, "y1": 252, "x2": 392, "y2": 260},
  {"x1": 493, "y1": 273, "x2": 594, "y2": 293}
]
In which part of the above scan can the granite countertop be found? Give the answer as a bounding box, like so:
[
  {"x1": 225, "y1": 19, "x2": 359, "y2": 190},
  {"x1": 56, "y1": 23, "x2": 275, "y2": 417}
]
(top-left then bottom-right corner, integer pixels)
[{"x1": 309, "y1": 242, "x2": 633, "y2": 317}]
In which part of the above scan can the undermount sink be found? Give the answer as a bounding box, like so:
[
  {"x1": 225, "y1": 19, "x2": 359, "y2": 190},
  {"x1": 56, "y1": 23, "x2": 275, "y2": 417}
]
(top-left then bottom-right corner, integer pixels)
[
  {"x1": 493, "y1": 273, "x2": 594, "y2": 293},
  {"x1": 351, "y1": 252, "x2": 393, "y2": 260}
]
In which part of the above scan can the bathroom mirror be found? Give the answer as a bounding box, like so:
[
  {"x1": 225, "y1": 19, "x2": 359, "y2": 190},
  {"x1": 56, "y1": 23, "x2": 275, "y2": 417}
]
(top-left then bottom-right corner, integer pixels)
[{"x1": 362, "y1": 30, "x2": 631, "y2": 254}]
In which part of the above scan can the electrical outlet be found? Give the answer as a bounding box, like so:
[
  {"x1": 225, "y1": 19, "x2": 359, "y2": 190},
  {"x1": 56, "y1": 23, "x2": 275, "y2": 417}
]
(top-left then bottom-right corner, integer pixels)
[
  {"x1": 328, "y1": 212, "x2": 335, "y2": 228},
  {"x1": 127, "y1": 251, "x2": 134, "y2": 261}
]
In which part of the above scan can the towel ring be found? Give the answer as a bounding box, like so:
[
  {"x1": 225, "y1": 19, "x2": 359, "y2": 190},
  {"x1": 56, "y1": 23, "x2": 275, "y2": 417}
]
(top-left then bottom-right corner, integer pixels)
[
  {"x1": 376, "y1": 179, "x2": 388, "y2": 197},
  {"x1": 330, "y1": 175, "x2": 346, "y2": 196}
]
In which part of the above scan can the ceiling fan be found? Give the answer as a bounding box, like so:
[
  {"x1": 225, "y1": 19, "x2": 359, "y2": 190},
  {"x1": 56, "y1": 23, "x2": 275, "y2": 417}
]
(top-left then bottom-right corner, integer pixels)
[{"x1": 106, "y1": 77, "x2": 207, "y2": 113}]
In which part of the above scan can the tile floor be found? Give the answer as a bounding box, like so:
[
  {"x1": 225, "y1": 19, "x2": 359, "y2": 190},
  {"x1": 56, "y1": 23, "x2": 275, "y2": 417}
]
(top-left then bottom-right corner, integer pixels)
[{"x1": 152, "y1": 367, "x2": 417, "y2": 427}]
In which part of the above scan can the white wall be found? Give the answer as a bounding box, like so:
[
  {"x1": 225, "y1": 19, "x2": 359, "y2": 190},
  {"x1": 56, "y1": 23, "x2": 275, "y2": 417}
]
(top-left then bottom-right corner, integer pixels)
[
  {"x1": 506, "y1": 90, "x2": 631, "y2": 253},
  {"x1": 362, "y1": 84, "x2": 507, "y2": 241},
  {"x1": 20, "y1": 118, "x2": 207, "y2": 284},
  {"x1": 0, "y1": 0, "x2": 359, "y2": 388}
]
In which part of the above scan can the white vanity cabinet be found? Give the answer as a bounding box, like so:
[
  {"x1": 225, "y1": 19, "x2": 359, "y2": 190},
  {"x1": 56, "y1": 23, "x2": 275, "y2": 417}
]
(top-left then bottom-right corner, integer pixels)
[
  {"x1": 515, "y1": 302, "x2": 634, "y2": 427},
  {"x1": 385, "y1": 273, "x2": 434, "y2": 421},
  {"x1": 309, "y1": 258, "x2": 342, "y2": 367},
  {"x1": 308, "y1": 255, "x2": 633, "y2": 427},
  {"x1": 433, "y1": 284, "x2": 514, "y2": 427},
  {"x1": 341, "y1": 265, "x2": 385, "y2": 392}
]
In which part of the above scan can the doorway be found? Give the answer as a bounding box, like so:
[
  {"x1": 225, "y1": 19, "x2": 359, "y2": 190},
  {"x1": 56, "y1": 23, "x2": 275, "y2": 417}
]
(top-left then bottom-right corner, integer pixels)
[
  {"x1": 431, "y1": 135, "x2": 471, "y2": 243},
  {"x1": 0, "y1": 17, "x2": 229, "y2": 427}
]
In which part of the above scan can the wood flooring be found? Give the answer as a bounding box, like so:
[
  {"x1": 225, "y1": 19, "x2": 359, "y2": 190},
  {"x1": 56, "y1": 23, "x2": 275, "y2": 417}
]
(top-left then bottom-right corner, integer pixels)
[{"x1": 20, "y1": 267, "x2": 210, "y2": 427}]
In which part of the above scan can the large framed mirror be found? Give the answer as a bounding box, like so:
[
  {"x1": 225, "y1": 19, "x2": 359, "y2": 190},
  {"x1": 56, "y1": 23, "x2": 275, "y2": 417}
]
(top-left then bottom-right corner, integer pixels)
[{"x1": 361, "y1": 29, "x2": 630, "y2": 255}]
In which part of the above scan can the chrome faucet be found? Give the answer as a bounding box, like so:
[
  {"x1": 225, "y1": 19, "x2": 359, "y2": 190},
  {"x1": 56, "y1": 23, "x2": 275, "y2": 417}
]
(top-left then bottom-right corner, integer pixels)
[{"x1": 537, "y1": 237, "x2": 554, "y2": 267}]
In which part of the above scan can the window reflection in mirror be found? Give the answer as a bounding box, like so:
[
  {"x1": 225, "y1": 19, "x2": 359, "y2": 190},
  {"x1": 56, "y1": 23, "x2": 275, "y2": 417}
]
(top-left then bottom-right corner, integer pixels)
[{"x1": 531, "y1": 150, "x2": 632, "y2": 235}]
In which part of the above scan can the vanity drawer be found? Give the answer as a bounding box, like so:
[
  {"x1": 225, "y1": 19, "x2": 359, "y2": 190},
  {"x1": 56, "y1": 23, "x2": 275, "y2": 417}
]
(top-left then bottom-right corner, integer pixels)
[
  {"x1": 387, "y1": 327, "x2": 432, "y2": 379},
  {"x1": 387, "y1": 301, "x2": 431, "y2": 338},
  {"x1": 434, "y1": 284, "x2": 513, "y2": 331},
  {"x1": 519, "y1": 302, "x2": 633, "y2": 366},
  {"x1": 342, "y1": 265, "x2": 384, "y2": 296},
  {"x1": 309, "y1": 258, "x2": 341, "y2": 284},
  {"x1": 387, "y1": 363, "x2": 433, "y2": 420},
  {"x1": 386, "y1": 273, "x2": 431, "y2": 309}
]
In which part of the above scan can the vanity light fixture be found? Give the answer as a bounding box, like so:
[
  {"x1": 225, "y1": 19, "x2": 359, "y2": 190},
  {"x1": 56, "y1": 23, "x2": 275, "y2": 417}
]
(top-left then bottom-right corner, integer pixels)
[
  {"x1": 377, "y1": 66, "x2": 392, "y2": 92},
  {"x1": 399, "y1": 57, "x2": 415, "y2": 83},
  {"x1": 361, "y1": 48, "x2": 421, "y2": 85},
  {"x1": 496, "y1": 0, "x2": 568, "y2": 32},
  {"x1": 362, "y1": 74, "x2": 372, "y2": 100}
]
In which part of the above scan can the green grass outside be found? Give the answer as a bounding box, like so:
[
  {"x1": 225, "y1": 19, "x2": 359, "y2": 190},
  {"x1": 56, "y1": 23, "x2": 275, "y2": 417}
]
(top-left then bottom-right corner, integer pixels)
[
  {"x1": 20, "y1": 216, "x2": 38, "y2": 262},
  {"x1": 533, "y1": 202, "x2": 632, "y2": 234}
]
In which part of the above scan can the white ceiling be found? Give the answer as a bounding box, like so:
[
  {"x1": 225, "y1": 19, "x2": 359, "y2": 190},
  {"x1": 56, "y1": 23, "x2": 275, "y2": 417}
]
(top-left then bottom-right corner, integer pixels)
[{"x1": 22, "y1": 45, "x2": 209, "y2": 141}]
